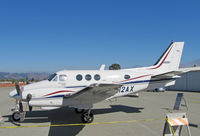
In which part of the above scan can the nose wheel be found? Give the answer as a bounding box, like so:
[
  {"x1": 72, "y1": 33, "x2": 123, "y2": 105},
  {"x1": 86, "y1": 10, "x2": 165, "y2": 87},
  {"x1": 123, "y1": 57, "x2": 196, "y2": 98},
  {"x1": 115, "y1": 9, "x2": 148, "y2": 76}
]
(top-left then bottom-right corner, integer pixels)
[
  {"x1": 12, "y1": 111, "x2": 21, "y2": 122},
  {"x1": 11, "y1": 100, "x2": 26, "y2": 122},
  {"x1": 81, "y1": 110, "x2": 94, "y2": 123}
]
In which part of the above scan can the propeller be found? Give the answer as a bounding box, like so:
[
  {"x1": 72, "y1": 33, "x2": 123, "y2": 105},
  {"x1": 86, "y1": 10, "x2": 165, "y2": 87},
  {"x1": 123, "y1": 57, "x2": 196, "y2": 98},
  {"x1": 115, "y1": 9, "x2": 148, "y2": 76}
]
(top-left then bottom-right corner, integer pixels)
[
  {"x1": 15, "y1": 82, "x2": 33, "y2": 112},
  {"x1": 15, "y1": 81, "x2": 23, "y2": 112}
]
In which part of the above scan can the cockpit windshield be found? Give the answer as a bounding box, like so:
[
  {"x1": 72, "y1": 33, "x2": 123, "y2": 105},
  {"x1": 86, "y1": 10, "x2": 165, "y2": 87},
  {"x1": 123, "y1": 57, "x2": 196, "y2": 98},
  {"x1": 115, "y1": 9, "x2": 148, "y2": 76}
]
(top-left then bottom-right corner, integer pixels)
[{"x1": 48, "y1": 73, "x2": 57, "y2": 81}]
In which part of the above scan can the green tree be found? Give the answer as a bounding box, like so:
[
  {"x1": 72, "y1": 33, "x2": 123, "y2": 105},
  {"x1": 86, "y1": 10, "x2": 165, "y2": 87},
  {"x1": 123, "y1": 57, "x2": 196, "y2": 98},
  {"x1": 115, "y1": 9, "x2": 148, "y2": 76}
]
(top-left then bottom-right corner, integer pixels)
[
  {"x1": 11, "y1": 79, "x2": 17, "y2": 84},
  {"x1": 0, "y1": 79, "x2": 5, "y2": 82},
  {"x1": 20, "y1": 78, "x2": 25, "y2": 83},
  {"x1": 31, "y1": 77, "x2": 35, "y2": 82},
  {"x1": 109, "y1": 64, "x2": 121, "y2": 70}
]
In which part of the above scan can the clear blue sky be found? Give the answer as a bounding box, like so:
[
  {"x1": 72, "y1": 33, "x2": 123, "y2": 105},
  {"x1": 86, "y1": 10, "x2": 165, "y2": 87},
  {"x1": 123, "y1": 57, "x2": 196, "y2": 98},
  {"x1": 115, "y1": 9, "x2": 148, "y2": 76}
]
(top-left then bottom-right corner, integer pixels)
[{"x1": 0, "y1": 0, "x2": 200, "y2": 73}]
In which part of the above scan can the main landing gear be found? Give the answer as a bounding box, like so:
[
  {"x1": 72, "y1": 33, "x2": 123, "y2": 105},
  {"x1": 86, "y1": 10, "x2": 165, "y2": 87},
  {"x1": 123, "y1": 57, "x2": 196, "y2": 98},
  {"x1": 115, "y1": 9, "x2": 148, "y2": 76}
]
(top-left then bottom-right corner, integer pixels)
[
  {"x1": 81, "y1": 110, "x2": 94, "y2": 123},
  {"x1": 74, "y1": 108, "x2": 94, "y2": 123}
]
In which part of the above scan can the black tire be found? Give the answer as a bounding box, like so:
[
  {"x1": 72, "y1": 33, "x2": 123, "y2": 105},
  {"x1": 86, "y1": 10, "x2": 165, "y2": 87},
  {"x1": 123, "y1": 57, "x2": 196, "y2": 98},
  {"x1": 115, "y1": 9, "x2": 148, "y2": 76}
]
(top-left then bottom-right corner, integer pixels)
[
  {"x1": 81, "y1": 111, "x2": 94, "y2": 123},
  {"x1": 12, "y1": 111, "x2": 21, "y2": 122},
  {"x1": 75, "y1": 108, "x2": 84, "y2": 113}
]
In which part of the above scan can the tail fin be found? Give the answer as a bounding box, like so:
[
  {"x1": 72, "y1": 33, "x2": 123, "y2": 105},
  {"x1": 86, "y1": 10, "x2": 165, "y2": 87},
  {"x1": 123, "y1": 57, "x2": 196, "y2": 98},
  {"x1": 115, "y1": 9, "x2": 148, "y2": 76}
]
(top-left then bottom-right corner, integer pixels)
[{"x1": 149, "y1": 41, "x2": 184, "y2": 73}]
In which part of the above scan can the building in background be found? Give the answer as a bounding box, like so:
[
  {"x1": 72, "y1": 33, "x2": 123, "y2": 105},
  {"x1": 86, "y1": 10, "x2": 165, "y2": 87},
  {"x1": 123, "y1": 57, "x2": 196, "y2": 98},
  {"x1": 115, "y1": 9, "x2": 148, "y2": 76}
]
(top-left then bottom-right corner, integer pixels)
[{"x1": 167, "y1": 68, "x2": 200, "y2": 92}]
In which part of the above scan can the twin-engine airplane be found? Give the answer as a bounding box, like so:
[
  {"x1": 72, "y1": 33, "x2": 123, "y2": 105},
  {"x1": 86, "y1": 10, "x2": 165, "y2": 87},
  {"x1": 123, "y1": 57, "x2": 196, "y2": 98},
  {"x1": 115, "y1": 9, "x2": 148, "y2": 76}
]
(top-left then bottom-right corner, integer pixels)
[{"x1": 9, "y1": 41, "x2": 194, "y2": 123}]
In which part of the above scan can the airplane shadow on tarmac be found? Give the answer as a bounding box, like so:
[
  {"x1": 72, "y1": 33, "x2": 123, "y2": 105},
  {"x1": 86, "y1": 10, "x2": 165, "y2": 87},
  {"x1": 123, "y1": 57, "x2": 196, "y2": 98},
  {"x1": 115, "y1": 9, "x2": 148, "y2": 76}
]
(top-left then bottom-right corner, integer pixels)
[{"x1": 3, "y1": 105, "x2": 144, "y2": 136}]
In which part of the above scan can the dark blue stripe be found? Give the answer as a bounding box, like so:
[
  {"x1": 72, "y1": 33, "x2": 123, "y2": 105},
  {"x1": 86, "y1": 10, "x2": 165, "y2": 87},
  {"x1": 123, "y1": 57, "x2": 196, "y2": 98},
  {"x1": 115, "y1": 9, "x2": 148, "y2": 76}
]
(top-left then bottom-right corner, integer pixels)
[
  {"x1": 45, "y1": 95, "x2": 65, "y2": 98},
  {"x1": 65, "y1": 85, "x2": 87, "y2": 88},
  {"x1": 122, "y1": 80, "x2": 150, "y2": 85}
]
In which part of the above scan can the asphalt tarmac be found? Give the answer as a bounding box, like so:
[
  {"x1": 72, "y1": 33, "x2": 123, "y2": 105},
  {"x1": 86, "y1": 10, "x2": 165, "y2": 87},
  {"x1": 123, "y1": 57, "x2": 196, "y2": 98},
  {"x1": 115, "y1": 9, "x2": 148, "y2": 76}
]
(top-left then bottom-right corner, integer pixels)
[{"x1": 0, "y1": 87, "x2": 199, "y2": 136}]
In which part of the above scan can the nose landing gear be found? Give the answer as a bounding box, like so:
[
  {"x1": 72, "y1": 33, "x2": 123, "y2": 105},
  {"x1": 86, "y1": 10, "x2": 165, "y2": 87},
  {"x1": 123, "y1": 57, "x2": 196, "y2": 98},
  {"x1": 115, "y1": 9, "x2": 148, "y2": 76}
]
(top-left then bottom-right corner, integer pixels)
[
  {"x1": 11, "y1": 100, "x2": 26, "y2": 122},
  {"x1": 12, "y1": 111, "x2": 21, "y2": 122}
]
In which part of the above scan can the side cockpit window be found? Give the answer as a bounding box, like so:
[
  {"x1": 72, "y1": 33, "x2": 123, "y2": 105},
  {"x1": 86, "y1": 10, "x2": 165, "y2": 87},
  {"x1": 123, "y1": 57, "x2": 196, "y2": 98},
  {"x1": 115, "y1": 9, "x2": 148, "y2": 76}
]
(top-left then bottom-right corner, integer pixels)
[
  {"x1": 59, "y1": 75, "x2": 67, "y2": 81},
  {"x1": 48, "y1": 73, "x2": 57, "y2": 81},
  {"x1": 53, "y1": 76, "x2": 58, "y2": 81}
]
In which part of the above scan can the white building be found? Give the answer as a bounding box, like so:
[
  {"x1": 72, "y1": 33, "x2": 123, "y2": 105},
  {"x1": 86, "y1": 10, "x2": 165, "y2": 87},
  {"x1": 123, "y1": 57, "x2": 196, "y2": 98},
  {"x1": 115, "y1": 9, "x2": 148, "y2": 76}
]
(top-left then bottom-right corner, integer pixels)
[{"x1": 167, "y1": 67, "x2": 200, "y2": 92}]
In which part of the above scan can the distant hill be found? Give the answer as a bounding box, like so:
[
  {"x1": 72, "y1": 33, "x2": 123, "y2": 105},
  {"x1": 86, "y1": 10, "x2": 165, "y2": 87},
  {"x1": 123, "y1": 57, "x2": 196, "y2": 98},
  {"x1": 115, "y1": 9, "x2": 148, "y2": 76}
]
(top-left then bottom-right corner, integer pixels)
[{"x1": 0, "y1": 72, "x2": 50, "y2": 81}]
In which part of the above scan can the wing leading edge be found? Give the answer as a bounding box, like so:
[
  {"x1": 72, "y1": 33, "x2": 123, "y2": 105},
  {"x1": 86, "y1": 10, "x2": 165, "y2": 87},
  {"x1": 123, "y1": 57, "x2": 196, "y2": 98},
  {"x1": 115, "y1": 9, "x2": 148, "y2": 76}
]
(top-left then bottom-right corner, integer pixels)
[{"x1": 63, "y1": 84, "x2": 121, "y2": 109}]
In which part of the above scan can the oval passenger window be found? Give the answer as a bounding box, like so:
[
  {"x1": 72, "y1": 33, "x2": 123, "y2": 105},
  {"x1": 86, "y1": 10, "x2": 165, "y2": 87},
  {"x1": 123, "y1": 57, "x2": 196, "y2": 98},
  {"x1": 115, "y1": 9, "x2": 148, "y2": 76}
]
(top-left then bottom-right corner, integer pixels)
[
  {"x1": 124, "y1": 75, "x2": 131, "y2": 79},
  {"x1": 94, "y1": 74, "x2": 101, "y2": 81},
  {"x1": 76, "y1": 74, "x2": 83, "y2": 81},
  {"x1": 85, "y1": 74, "x2": 92, "y2": 81}
]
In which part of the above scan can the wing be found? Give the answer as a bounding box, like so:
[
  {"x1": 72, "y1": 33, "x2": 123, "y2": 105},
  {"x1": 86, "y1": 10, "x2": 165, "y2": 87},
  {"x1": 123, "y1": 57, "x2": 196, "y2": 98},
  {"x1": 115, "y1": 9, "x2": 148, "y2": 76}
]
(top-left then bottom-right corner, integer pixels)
[{"x1": 63, "y1": 83, "x2": 121, "y2": 109}]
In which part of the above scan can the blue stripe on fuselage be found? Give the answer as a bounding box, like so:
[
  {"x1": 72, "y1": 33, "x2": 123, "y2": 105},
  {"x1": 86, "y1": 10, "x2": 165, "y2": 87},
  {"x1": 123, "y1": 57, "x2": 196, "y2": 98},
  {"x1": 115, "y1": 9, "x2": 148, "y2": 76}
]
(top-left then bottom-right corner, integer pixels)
[
  {"x1": 122, "y1": 80, "x2": 150, "y2": 85},
  {"x1": 45, "y1": 95, "x2": 65, "y2": 98},
  {"x1": 65, "y1": 85, "x2": 87, "y2": 88}
]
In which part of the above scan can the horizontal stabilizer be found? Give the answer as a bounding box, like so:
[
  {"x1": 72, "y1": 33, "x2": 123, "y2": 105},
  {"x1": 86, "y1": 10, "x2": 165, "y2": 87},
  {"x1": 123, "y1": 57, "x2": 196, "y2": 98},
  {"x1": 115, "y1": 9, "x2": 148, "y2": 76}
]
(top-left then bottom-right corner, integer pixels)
[
  {"x1": 179, "y1": 67, "x2": 200, "y2": 73},
  {"x1": 152, "y1": 66, "x2": 200, "y2": 80},
  {"x1": 152, "y1": 71, "x2": 182, "y2": 79}
]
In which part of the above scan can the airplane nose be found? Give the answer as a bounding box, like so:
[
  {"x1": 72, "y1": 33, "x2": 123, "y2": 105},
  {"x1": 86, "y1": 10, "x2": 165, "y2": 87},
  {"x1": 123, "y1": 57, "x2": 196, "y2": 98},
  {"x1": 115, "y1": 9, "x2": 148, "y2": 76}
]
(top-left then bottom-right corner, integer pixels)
[{"x1": 9, "y1": 89, "x2": 18, "y2": 98}]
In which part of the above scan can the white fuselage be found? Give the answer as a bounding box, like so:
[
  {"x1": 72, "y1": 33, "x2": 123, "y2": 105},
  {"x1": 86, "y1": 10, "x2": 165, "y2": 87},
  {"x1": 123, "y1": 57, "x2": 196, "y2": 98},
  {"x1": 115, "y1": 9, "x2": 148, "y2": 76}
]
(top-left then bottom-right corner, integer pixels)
[{"x1": 9, "y1": 66, "x2": 174, "y2": 107}]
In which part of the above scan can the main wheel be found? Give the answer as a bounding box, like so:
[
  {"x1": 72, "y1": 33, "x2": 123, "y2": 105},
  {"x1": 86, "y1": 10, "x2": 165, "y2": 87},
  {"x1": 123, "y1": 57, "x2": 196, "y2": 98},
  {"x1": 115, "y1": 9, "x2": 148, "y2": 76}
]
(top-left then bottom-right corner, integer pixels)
[
  {"x1": 81, "y1": 111, "x2": 94, "y2": 123},
  {"x1": 12, "y1": 111, "x2": 21, "y2": 122},
  {"x1": 75, "y1": 108, "x2": 84, "y2": 114}
]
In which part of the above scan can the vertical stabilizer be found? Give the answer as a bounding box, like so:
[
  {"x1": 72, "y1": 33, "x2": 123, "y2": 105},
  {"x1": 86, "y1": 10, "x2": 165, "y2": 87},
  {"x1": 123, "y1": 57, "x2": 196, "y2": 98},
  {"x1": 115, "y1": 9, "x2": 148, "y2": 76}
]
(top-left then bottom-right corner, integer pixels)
[{"x1": 149, "y1": 42, "x2": 184, "y2": 73}]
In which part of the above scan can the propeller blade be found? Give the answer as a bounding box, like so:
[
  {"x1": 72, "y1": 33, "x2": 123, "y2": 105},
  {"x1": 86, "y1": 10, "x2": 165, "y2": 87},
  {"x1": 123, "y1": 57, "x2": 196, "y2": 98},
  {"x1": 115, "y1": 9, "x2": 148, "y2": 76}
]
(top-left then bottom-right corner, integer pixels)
[
  {"x1": 29, "y1": 106, "x2": 32, "y2": 112},
  {"x1": 19, "y1": 101, "x2": 23, "y2": 112},
  {"x1": 26, "y1": 94, "x2": 32, "y2": 111},
  {"x1": 15, "y1": 82, "x2": 24, "y2": 112},
  {"x1": 15, "y1": 82, "x2": 21, "y2": 96}
]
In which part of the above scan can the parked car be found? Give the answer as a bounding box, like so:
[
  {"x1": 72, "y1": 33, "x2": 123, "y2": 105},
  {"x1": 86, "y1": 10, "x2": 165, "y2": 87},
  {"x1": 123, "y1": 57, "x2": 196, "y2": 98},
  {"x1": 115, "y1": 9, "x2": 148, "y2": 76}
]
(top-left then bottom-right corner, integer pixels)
[{"x1": 154, "y1": 87, "x2": 166, "y2": 92}]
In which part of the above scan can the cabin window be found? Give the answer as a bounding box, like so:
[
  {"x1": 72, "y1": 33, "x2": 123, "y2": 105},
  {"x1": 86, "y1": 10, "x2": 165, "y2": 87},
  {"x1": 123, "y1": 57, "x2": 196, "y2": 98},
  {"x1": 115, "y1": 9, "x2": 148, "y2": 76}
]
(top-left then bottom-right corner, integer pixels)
[
  {"x1": 94, "y1": 74, "x2": 101, "y2": 81},
  {"x1": 124, "y1": 75, "x2": 131, "y2": 79},
  {"x1": 76, "y1": 74, "x2": 83, "y2": 81},
  {"x1": 59, "y1": 75, "x2": 67, "y2": 81},
  {"x1": 85, "y1": 74, "x2": 92, "y2": 81}
]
